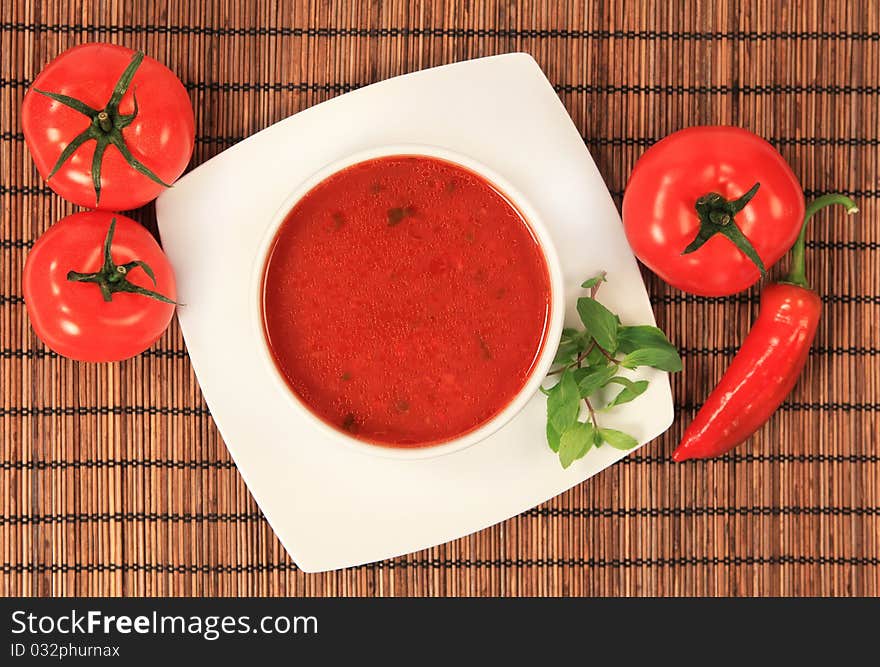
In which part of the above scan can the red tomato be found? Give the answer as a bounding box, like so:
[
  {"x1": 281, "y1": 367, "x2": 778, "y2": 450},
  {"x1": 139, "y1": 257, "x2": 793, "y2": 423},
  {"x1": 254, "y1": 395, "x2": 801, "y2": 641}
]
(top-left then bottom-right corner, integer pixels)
[
  {"x1": 622, "y1": 126, "x2": 805, "y2": 296},
  {"x1": 21, "y1": 43, "x2": 194, "y2": 210},
  {"x1": 23, "y1": 212, "x2": 177, "y2": 362}
]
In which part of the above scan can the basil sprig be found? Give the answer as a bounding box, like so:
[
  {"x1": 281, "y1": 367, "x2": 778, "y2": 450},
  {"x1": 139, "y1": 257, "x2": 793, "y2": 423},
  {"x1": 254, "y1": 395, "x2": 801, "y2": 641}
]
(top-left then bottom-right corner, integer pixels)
[{"x1": 543, "y1": 273, "x2": 681, "y2": 468}]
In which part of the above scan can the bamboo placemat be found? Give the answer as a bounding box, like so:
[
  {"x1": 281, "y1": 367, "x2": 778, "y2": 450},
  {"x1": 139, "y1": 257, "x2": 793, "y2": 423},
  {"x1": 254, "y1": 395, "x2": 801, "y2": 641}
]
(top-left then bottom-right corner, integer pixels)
[{"x1": 1, "y1": 0, "x2": 878, "y2": 597}]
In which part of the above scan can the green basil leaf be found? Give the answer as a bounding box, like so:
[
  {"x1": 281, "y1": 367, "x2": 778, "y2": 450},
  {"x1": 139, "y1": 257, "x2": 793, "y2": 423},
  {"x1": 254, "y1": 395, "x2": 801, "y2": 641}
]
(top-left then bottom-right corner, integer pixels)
[
  {"x1": 599, "y1": 428, "x2": 639, "y2": 450},
  {"x1": 617, "y1": 325, "x2": 676, "y2": 355},
  {"x1": 620, "y1": 346, "x2": 683, "y2": 372},
  {"x1": 554, "y1": 329, "x2": 591, "y2": 365},
  {"x1": 603, "y1": 375, "x2": 637, "y2": 389},
  {"x1": 558, "y1": 421, "x2": 594, "y2": 468},
  {"x1": 576, "y1": 297, "x2": 618, "y2": 352},
  {"x1": 546, "y1": 369, "x2": 580, "y2": 434},
  {"x1": 571, "y1": 366, "x2": 589, "y2": 384},
  {"x1": 585, "y1": 344, "x2": 608, "y2": 367},
  {"x1": 580, "y1": 272, "x2": 607, "y2": 290},
  {"x1": 553, "y1": 341, "x2": 579, "y2": 365},
  {"x1": 546, "y1": 422, "x2": 561, "y2": 453},
  {"x1": 560, "y1": 327, "x2": 582, "y2": 344},
  {"x1": 576, "y1": 365, "x2": 618, "y2": 398},
  {"x1": 605, "y1": 378, "x2": 649, "y2": 407}
]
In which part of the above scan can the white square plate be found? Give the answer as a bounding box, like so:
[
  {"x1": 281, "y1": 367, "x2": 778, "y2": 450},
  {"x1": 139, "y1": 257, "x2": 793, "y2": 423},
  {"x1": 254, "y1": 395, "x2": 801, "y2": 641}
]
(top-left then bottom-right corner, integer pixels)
[{"x1": 156, "y1": 53, "x2": 673, "y2": 572}]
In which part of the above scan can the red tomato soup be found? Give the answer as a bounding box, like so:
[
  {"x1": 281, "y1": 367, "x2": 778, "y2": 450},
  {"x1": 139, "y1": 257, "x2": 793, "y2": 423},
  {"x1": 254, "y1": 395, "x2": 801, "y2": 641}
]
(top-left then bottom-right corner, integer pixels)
[{"x1": 262, "y1": 155, "x2": 551, "y2": 447}]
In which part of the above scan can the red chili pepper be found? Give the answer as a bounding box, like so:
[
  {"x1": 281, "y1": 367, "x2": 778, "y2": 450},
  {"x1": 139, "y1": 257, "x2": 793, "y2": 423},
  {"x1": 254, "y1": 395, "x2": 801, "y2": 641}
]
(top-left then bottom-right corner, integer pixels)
[{"x1": 672, "y1": 194, "x2": 858, "y2": 462}]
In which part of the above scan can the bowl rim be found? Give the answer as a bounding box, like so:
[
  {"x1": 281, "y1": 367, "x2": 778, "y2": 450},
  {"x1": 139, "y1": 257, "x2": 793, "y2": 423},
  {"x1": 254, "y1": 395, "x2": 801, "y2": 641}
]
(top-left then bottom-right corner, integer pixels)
[{"x1": 250, "y1": 143, "x2": 565, "y2": 460}]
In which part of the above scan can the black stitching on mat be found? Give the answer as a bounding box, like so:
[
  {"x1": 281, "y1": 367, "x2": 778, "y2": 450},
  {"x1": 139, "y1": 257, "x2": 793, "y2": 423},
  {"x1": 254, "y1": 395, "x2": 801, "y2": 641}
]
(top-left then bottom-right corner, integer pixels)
[
  {"x1": 5, "y1": 130, "x2": 880, "y2": 148},
  {"x1": 613, "y1": 189, "x2": 880, "y2": 200},
  {"x1": 0, "y1": 459, "x2": 237, "y2": 470},
  {"x1": 622, "y1": 453, "x2": 880, "y2": 465},
  {"x1": 0, "y1": 185, "x2": 55, "y2": 196},
  {"x1": 2, "y1": 345, "x2": 877, "y2": 361},
  {"x1": 525, "y1": 506, "x2": 880, "y2": 518},
  {"x1": 3, "y1": 293, "x2": 879, "y2": 307},
  {"x1": 585, "y1": 136, "x2": 880, "y2": 148},
  {"x1": 2, "y1": 506, "x2": 877, "y2": 526},
  {"x1": 555, "y1": 83, "x2": 880, "y2": 95},
  {"x1": 4, "y1": 239, "x2": 878, "y2": 252},
  {"x1": 0, "y1": 402, "x2": 875, "y2": 418},
  {"x1": 0, "y1": 406, "x2": 210, "y2": 417},
  {"x1": 0, "y1": 79, "x2": 374, "y2": 94},
  {"x1": 1, "y1": 452, "x2": 878, "y2": 471},
  {"x1": 3, "y1": 77, "x2": 880, "y2": 95},
  {"x1": 363, "y1": 555, "x2": 880, "y2": 568},
  {"x1": 1, "y1": 452, "x2": 877, "y2": 471},
  {"x1": 802, "y1": 241, "x2": 880, "y2": 251},
  {"x1": 678, "y1": 346, "x2": 880, "y2": 356},
  {"x1": 191, "y1": 135, "x2": 880, "y2": 148},
  {"x1": 676, "y1": 402, "x2": 879, "y2": 412},
  {"x1": 3, "y1": 184, "x2": 879, "y2": 202},
  {"x1": 0, "y1": 77, "x2": 357, "y2": 93},
  {"x1": 0, "y1": 563, "x2": 303, "y2": 574},
  {"x1": 0, "y1": 239, "x2": 32, "y2": 249},
  {"x1": 1, "y1": 555, "x2": 878, "y2": 574},
  {"x1": 7, "y1": 186, "x2": 879, "y2": 199},
  {"x1": 1, "y1": 23, "x2": 878, "y2": 40},
  {"x1": 1, "y1": 344, "x2": 878, "y2": 359},
  {"x1": 0, "y1": 512, "x2": 264, "y2": 525},
  {"x1": 654, "y1": 293, "x2": 880, "y2": 305},
  {"x1": 0, "y1": 348, "x2": 191, "y2": 359}
]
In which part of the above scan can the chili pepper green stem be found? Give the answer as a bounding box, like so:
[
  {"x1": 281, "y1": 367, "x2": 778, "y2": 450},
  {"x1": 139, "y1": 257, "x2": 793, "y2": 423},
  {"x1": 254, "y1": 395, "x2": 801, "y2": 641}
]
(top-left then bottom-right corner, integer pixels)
[{"x1": 782, "y1": 194, "x2": 859, "y2": 289}]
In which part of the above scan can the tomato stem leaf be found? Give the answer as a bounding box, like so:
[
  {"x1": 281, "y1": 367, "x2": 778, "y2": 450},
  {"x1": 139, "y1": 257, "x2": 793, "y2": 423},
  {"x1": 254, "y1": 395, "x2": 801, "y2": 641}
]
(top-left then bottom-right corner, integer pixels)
[
  {"x1": 31, "y1": 88, "x2": 100, "y2": 117},
  {"x1": 91, "y1": 138, "x2": 110, "y2": 205},
  {"x1": 121, "y1": 260, "x2": 158, "y2": 286},
  {"x1": 107, "y1": 133, "x2": 173, "y2": 188},
  {"x1": 107, "y1": 51, "x2": 145, "y2": 108},
  {"x1": 45, "y1": 130, "x2": 92, "y2": 180},
  {"x1": 102, "y1": 218, "x2": 117, "y2": 271},
  {"x1": 728, "y1": 182, "x2": 761, "y2": 213},
  {"x1": 111, "y1": 280, "x2": 178, "y2": 305},
  {"x1": 718, "y1": 222, "x2": 766, "y2": 277},
  {"x1": 116, "y1": 87, "x2": 139, "y2": 128}
]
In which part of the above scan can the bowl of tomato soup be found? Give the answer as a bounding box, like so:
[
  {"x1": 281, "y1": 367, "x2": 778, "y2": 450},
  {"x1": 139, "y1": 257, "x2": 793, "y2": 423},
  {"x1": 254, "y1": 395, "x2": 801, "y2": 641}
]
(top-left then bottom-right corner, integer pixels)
[{"x1": 254, "y1": 145, "x2": 564, "y2": 458}]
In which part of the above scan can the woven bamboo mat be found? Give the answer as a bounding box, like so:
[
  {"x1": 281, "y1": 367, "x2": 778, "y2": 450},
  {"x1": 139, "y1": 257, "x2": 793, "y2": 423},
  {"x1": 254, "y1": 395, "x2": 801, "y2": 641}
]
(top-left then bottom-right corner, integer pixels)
[{"x1": 1, "y1": 0, "x2": 878, "y2": 597}]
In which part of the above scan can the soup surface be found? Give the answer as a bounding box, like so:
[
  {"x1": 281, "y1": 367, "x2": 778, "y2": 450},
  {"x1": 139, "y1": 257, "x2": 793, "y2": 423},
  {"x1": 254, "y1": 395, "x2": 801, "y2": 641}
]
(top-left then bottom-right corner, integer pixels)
[{"x1": 262, "y1": 155, "x2": 551, "y2": 447}]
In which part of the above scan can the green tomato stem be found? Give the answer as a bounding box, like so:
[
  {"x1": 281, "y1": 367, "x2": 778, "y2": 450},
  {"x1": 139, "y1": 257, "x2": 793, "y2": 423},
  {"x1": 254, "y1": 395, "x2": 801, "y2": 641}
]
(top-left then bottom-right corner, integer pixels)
[
  {"x1": 685, "y1": 182, "x2": 767, "y2": 277},
  {"x1": 32, "y1": 51, "x2": 171, "y2": 206},
  {"x1": 96, "y1": 111, "x2": 113, "y2": 133},
  {"x1": 66, "y1": 219, "x2": 177, "y2": 305}
]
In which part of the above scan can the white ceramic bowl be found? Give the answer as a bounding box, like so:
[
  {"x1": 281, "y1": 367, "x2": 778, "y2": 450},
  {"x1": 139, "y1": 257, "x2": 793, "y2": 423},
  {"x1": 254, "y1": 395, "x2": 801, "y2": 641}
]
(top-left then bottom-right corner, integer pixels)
[{"x1": 251, "y1": 144, "x2": 565, "y2": 459}]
